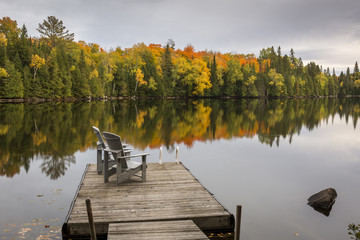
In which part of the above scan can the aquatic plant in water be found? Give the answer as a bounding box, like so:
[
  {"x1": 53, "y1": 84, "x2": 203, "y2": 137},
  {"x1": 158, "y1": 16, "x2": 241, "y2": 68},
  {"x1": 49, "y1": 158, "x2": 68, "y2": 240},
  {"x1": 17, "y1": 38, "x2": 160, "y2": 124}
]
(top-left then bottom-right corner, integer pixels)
[{"x1": 348, "y1": 223, "x2": 360, "y2": 240}]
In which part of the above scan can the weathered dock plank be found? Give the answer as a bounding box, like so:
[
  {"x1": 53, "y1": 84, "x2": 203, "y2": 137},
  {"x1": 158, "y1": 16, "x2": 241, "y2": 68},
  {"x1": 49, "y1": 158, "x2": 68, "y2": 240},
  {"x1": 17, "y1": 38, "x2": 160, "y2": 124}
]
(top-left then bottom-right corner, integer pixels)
[
  {"x1": 108, "y1": 220, "x2": 209, "y2": 240},
  {"x1": 62, "y1": 162, "x2": 233, "y2": 238}
]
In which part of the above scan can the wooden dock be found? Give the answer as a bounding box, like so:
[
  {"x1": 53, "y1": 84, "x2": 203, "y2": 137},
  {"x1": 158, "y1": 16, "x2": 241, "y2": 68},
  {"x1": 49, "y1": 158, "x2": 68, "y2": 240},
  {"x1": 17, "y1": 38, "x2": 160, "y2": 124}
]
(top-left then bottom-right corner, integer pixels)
[
  {"x1": 62, "y1": 162, "x2": 234, "y2": 239},
  {"x1": 108, "y1": 220, "x2": 209, "y2": 239}
]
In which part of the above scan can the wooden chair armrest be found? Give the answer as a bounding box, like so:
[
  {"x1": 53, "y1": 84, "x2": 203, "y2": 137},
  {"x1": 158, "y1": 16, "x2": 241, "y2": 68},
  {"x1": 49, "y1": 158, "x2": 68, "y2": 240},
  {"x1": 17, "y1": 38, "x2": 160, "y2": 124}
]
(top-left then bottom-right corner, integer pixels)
[
  {"x1": 104, "y1": 148, "x2": 122, "y2": 154},
  {"x1": 116, "y1": 153, "x2": 150, "y2": 160},
  {"x1": 104, "y1": 148, "x2": 132, "y2": 154}
]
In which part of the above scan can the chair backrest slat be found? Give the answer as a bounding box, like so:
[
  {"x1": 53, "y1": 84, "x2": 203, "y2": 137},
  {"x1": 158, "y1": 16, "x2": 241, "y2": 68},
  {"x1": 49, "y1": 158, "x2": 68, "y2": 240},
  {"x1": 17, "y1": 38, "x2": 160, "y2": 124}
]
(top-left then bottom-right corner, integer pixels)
[
  {"x1": 103, "y1": 132, "x2": 127, "y2": 169},
  {"x1": 92, "y1": 126, "x2": 106, "y2": 149}
]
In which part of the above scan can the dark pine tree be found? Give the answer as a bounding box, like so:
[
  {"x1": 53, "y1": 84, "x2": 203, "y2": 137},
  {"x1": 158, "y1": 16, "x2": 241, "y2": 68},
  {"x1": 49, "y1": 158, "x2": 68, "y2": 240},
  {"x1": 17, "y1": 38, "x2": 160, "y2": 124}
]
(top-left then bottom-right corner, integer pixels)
[
  {"x1": 161, "y1": 42, "x2": 174, "y2": 96},
  {"x1": 210, "y1": 55, "x2": 219, "y2": 96}
]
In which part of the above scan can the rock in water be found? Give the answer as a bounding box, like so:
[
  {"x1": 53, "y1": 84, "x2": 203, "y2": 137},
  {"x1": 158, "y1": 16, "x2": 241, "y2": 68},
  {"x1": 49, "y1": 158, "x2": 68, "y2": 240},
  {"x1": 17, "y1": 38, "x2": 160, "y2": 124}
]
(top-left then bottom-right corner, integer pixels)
[
  {"x1": 307, "y1": 188, "x2": 337, "y2": 216},
  {"x1": 308, "y1": 188, "x2": 337, "y2": 208}
]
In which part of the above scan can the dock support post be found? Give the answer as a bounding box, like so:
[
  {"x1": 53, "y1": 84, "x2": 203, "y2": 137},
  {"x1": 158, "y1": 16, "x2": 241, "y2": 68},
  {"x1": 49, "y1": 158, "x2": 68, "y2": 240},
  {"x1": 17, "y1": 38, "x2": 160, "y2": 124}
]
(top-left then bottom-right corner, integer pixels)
[
  {"x1": 86, "y1": 199, "x2": 97, "y2": 240},
  {"x1": 235, "y1": 205, "x2": 242, "y2": 240}
]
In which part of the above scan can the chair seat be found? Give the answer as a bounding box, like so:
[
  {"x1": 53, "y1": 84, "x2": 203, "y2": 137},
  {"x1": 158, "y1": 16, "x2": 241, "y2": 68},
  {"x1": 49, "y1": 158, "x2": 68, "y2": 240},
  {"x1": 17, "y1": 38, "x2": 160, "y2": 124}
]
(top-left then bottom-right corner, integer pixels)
[
  {"x1": 108, "y1": 159, "x2": 141, "y2": 171},
  {"x1": 126, "y1": 160, "x2": 142, "y2": 169}
]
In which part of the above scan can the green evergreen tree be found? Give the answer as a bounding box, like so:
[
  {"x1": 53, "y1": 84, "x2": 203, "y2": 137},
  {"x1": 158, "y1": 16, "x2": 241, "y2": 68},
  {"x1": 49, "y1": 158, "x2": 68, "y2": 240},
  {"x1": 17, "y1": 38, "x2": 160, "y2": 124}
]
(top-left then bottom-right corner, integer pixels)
[
  {"x1": 37, "y1": 64, "x2": 50, "y2": 98},
  {"x1": 294, "y1": 76, "x2": 300, "y2": 96},
  {"x1": 346, "y1": 67, "x2": 354, "y2": 95},
  {"x1": 37, "y1": 16, "x2": 74, "y2": 47},
  {"x1": 55, "y1": 46, "x2": 72, "y2": 97},
  {"x1": 22, "y1": 65, "x2": 32, "y2": 98},
  {"x1": 277, "y1": 46, "x2": 284, "y2": 73},
  {"x1": 328, "y1": 73, "x2": 335, "y2": 96},
  {"x1": 210, "y1": 55, "x2": 219, "y2": 96},
  {"x1": 354, "y1": 61, "x2": 359, "y2": 73},
  {"x1": 72, "y1": 50, "x2": 90, "y2": 97},
  {"x1": 161, "y1": 42, "x2": 174, "y2": 96},
  {"x1": 49, "y1": 59, "x2": 64, "y2": 98},
  {"x1": 0, "y1": 38, "x2": 7, "y2": 68},
  {"x1": 18, "y1": 24, "x2": 31, "y2": 66},
  {"x1": 1, "y1": 60, "x2": 24, "y2": 98},
  {"x1": 332, "y1": 68, "x2": 338, "y2": 95},
  {"x1": 290, "y1": 48, "x2": 295, "y2": 65},
  {"x1": 113, "y1": 61, "x2": 129, "y2": 97},
  {"x1": 338, "y1": 72, "x2": 346, "y2": 96},
  {"x1": 305, "y1": 75, "x2": 314, "y2": 96},
  {"x1": 13, "y1": 51, "x2": 23, "y2": 72}
]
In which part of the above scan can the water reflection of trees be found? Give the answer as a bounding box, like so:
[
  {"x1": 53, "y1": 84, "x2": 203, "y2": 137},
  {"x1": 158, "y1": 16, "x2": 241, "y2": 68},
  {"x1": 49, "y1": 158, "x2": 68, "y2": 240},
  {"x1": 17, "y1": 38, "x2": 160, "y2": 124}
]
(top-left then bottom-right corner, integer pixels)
[
  {"x1": 41, "y1": 155, "x2": 76, "y2": 180},
  {"x1": 0, "y1": 98, "x2": 359, "y2": 178}
]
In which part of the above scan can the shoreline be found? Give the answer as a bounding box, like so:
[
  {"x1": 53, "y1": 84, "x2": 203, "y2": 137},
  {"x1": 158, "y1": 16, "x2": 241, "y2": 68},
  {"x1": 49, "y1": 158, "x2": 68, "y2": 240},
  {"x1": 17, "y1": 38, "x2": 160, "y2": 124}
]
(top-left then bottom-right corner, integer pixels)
[{"x1": 0, "y1": 95, "x2": 359, "y2": 103}]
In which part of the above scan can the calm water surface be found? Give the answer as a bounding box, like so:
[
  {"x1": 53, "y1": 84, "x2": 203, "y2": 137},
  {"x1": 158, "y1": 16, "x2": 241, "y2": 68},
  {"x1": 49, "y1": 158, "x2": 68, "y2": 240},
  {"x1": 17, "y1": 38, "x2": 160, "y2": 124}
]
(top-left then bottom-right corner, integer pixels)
[{"x1": 0, "y1": 98, "x2": 359, "y2": 240}]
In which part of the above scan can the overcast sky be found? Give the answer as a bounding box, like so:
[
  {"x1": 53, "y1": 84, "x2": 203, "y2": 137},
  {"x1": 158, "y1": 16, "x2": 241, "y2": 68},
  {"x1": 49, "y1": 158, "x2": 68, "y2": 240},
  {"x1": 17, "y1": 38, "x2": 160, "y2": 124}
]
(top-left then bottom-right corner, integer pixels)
[{"x1": 1, "y1": 0, "x2": 359, "y2": 72}]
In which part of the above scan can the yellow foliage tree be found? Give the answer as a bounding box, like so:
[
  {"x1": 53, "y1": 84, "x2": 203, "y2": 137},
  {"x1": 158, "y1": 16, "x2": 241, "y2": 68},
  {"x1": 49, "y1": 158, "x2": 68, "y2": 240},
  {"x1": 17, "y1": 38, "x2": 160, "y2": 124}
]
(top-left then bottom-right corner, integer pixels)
[
  {"x1": 0, "y1": 33, "x2": 7, "y2": 46},
  {"x1": 190, "y1": 58, "x2": 211, "y2": 95},
  {"x1": 30, "y1": 54, "x2": 45, "y2": 79},
  {"x1": 0, "y1": 67, "x2": 9, "y2": 78},
  {"x1": 134, "y1": 68, "x2": 146, "y2": 93},
  {"x1": 354, "y1": 80, "x2": 360, "y2": 88}
]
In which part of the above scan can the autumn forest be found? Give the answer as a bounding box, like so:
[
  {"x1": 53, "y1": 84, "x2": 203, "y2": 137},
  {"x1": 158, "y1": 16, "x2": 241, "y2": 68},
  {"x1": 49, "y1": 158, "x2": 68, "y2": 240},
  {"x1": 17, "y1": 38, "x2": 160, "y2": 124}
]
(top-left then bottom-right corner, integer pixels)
[{"x1": 1, "y1": 16, "x2": 359, "y2": 100}]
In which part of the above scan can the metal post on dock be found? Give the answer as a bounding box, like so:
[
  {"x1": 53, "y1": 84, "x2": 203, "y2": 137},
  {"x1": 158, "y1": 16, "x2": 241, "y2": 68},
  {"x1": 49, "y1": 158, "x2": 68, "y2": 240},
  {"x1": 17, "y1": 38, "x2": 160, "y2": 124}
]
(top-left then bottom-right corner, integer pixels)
[
  {"x1": 159, "y1": 147, "x2": 163, "y2": 164},
  {"x1": 235, "y1": 205, "x2": 242, "y2": 240},
  {"x1": 175, "y1": 146, "x2": 179, "y2": 164},
  {"x1": 86, "y1": 199, "x2": 97, "y2": 240}
]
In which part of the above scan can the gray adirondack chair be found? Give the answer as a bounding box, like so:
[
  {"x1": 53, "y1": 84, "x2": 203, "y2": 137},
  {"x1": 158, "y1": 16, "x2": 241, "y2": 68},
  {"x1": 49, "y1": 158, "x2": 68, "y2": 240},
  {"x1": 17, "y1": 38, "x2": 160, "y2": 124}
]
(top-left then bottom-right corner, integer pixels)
[
  {"x1": 92, "y1": 126, "x2": 114, "y2": 173},
  {"x1": 102, "y1": 131, "x2": 149, "y2": 185},
  {"x1": 92, "y1": 126, "x2": 131, "y2": 174}
]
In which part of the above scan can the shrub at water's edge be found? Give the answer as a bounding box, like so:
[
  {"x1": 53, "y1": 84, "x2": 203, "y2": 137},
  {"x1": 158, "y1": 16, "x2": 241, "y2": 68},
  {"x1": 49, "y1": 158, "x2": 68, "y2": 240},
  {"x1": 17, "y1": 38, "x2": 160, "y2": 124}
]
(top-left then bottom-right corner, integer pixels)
[{"x1": 348, "y1": 223, "x2": 360, "y2": 240}]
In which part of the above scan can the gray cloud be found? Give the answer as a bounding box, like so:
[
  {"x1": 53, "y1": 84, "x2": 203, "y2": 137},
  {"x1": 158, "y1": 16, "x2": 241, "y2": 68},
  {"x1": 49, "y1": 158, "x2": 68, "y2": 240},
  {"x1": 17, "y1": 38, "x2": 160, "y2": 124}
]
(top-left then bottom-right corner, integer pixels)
[{"x1": 1, "y1": 0, "x2": 359, "y2": 71}]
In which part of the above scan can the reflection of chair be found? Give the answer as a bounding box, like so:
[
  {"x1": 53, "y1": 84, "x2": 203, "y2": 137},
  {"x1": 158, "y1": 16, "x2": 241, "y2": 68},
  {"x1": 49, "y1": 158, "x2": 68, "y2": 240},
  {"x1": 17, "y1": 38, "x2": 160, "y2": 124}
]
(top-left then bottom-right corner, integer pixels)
[{"x1": 102, "y1": 132, "x2": 149, "y2": 185}]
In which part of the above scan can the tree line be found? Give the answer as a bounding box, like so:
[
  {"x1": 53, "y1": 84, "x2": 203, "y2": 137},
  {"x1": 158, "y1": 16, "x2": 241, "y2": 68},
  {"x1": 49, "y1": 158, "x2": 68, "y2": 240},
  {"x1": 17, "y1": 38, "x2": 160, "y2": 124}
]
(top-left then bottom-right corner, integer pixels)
[{"x1": 0, "y1": 16, "x2": 359, "y2": 99}]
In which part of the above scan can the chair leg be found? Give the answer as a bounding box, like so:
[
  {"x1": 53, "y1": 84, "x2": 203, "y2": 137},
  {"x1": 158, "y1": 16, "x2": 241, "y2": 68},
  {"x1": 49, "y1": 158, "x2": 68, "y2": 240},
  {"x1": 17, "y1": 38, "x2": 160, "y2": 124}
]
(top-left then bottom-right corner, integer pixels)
[
  {"x1": 104, "y1": 151, "x2": 109, "y2": 183},
  {"x1": 97, "y1": 148, "x2": 102, "y2": 174},
  {"x1": 117, "y1": 157, "x2": 123, "y2": 185},
  {"x1": 142, "y1": 155, "x2": 147, "y2": 182}
]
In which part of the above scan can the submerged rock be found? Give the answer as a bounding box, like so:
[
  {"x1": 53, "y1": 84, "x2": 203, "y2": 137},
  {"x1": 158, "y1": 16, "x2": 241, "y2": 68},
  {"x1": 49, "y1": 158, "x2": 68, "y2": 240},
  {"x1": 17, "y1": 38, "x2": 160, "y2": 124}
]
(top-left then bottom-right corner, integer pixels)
[{"x1": 307, "y1": 188, "x2": 337, "y2": 216}]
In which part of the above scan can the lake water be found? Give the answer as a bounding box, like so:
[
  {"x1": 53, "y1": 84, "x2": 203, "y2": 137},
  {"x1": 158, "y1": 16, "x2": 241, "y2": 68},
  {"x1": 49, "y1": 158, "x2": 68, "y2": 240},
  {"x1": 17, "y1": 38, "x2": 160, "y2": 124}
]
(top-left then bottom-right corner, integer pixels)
[{"x1": 0, "y1": 98, "x2": 359, "y2": 240}]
